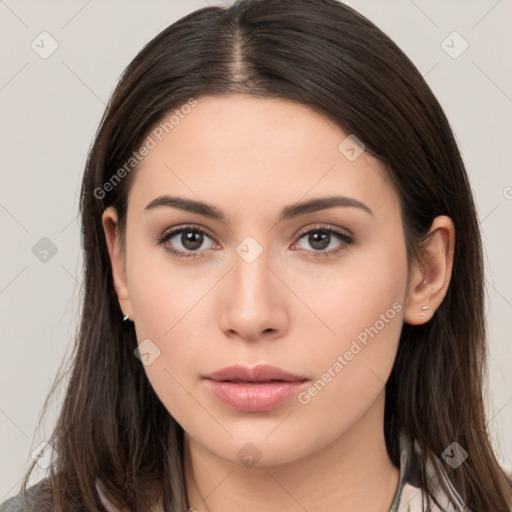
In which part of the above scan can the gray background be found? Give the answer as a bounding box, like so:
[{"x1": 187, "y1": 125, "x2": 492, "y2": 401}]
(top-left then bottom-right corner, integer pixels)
[{"x1": 1, "y1": 0, "x2": 511, "y2": 501}]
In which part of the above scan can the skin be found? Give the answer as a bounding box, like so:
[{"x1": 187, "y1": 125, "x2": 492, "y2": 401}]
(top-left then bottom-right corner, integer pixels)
[{"x1": 102, "y1": 95, "x2": 455, "y2": 512}]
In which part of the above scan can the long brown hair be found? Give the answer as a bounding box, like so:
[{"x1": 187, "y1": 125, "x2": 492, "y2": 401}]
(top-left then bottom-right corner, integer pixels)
[{"x1": 15, "y1": 0, "x2": 512, "y2": 510}]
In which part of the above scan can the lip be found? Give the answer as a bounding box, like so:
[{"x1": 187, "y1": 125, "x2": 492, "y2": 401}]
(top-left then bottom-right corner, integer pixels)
[
  {"x1": 202, "y1": 364, "x2": 309, "y2": 412},
  {"x1": 203, "y1": 364, "x2": 308, "y2": 383}
]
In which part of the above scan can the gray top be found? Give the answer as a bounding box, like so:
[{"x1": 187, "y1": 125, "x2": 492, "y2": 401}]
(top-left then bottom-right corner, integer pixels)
[
  {"x1": 0, "y1": 431, "x2": 471, "y2": 511},
  {"x1": 0, "y1": 478, "x2": 46, "y2": 512},
  {"x1": 388, "y1": 431, "x2": 468, "y2": 511}
]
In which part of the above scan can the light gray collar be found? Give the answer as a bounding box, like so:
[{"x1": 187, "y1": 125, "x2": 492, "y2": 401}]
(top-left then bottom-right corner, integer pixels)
[{"x1": 389, "y1": 430, "x2": 468, "y2": 511}]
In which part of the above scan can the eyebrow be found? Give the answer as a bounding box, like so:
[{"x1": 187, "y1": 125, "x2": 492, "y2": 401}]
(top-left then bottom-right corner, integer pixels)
[{"x1": 144, "y1": 194, "x2": 373, "y2": 221}]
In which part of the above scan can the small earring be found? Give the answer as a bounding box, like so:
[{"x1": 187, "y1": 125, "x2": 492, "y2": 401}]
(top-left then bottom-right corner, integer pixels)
[
  {"x1": 123, "y1": 314, "x2": 130, "y2": 322},
  {"x1": 419, "y1": 306, "x2": 430, "y2": 317}
]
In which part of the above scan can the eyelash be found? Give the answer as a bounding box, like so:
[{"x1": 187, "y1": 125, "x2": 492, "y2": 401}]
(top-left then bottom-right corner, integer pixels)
[{"x1": 156, "y1": 224, "x2": 354, "y2": 260}]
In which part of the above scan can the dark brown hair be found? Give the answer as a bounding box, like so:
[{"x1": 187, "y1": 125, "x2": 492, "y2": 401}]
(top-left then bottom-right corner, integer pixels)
[{"x1": 14, "y1": 0, "x2": 512, "y2": 510}]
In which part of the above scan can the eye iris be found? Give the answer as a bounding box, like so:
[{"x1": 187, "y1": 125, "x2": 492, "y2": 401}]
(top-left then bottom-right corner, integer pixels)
[
  {"x1": 309, "y1": 231, "x2": 330, "y2": 250},
  {"x1": 182, "y1": 230, "x2": 203, "y2": 250}
]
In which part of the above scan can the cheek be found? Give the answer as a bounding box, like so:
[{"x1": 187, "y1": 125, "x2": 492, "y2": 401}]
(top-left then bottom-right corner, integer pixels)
[
  {"x1": 125, "y1": 242, "x2": 218, "y2": 421},
  {"x1": 126, "y1": 234, "x2": 212, "y2": 338},
  {"x1": 290, "y1": 227, "x2": 408, "y2": 351},
  {"x1": 294, "y1": 306, "x2": 403, "y2": 456},
  {"x1": 292, "y1": 233, "x2": 407, "y2": 436}
]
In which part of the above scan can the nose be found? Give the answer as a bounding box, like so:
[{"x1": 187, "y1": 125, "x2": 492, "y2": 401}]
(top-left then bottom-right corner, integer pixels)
[{"x1": 217, "y1": 247, "x2": 289, "y2": 342}]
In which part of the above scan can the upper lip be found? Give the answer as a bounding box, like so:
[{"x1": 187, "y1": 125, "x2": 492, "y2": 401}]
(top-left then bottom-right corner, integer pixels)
[{"x1": 203, "y1": 364, "x2": 308, "y2": 383}]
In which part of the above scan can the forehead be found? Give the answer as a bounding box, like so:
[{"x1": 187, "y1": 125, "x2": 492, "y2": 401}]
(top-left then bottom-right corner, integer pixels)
[{"x1": 128, "y1": 94, "x2": 398, "y2": 220}]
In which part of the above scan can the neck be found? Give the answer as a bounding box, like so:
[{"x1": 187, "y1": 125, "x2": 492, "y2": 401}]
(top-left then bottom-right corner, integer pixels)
[{"x1": 184, "y1": 390, "x2": 400, "y2": 512}]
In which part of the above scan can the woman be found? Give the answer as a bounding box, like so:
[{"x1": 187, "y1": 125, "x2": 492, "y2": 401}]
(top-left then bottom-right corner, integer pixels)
[{"x1": 2, "y1": 0, "x2": 511, "y2": 510}]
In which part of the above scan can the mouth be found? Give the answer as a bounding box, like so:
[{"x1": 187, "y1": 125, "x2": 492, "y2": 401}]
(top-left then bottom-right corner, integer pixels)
[
  {"x1": 217, "y1": 379, "x2": 307, "y2": 384},
  {"x1": 202, "y1": 364, "x2": 308, "y2": 383},
  {"x1": 202, "y1": 364, "x2": 309, "y2": 412}
]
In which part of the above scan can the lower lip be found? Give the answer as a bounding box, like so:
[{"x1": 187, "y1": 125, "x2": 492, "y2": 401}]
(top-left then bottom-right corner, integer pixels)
[{"x1": 204, "y1": 379, "x2": 309, "y2": 412}]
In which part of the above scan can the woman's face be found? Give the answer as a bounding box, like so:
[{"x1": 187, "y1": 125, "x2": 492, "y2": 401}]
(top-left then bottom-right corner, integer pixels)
[{"x1": 105, "y1": 94, "x2": 411, "y2": 465}]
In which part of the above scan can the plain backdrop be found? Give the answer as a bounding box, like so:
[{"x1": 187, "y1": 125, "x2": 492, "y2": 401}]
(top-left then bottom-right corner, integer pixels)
[{"x1": 1, "y1": 0, "x2": 511, "y2": 501}]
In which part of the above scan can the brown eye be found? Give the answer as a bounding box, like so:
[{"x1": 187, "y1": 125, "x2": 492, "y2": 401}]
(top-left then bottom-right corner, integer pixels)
[
  {"x1": 306, "y1": 231, "x2": 331, "y2": 250},
  {"x1": 180, "y1": 230, "x2": 204, "y2": 251},
  {"x1": 294, "y1": 227, "x2": 353, "y2": 255},
  {"x1": 158, "y1": 226, "x2": 217, "y2": 258}
]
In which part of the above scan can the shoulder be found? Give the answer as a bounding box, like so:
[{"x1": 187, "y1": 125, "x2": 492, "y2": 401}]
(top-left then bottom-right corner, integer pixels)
[
  {"x1": 0, "y1": 479, "x2": 50, "y2": 512},
  {"x1": 1, "y1": 493, "x2": 36, "y2": 511},
  {"x1": 0, "y1": 494, "x2": 29, "y2": 512}
]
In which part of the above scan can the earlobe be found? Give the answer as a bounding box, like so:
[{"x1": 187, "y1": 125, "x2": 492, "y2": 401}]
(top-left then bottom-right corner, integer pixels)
[
  {"x1": 102, "y1": 206, "x2": 132, "y2": 319},
  {"x1": 403, "y1": 215, "x2": 455, "y2": 326}
]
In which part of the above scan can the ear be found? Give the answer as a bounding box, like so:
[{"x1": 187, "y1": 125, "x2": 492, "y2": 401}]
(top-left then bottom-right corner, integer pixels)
[
  {"x1": 403, "y1": 215, "x2": 455, "y2": 325},
  {"x1": 102, "y1": 206, "x2": 133, "y2": 320}
]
